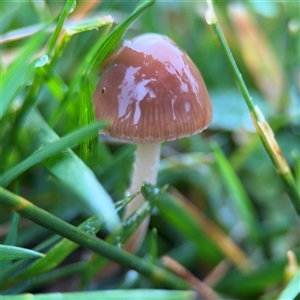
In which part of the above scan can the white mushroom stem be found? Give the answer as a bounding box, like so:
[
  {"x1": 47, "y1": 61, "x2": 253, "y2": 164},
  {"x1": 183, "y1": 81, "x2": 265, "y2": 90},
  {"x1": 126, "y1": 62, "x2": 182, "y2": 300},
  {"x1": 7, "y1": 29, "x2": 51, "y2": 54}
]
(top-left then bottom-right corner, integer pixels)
[
  {"x1": 128, "y1": 143, "x2": 161, "y2": 195},
  {"x1": 124, "y1": 143, "x2": 161, "y2": 252}
]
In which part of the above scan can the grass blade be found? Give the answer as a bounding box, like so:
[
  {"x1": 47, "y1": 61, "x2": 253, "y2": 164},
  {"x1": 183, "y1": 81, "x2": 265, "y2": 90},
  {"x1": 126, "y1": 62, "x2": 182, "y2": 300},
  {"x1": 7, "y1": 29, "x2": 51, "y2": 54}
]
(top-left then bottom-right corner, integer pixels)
[
  {"x1": 88, "y1": 0, "x2": 155, "y2": 77},
  {"x1": 49, "y1": 21, "x2": 113, "y2": 127},
  {"x1": 10, "y1": 215, "x2": 104, "y2": 283},
  {"x1": 1, "y1": 263, "x2": 86, "y2": 294},
  {"x1": 0, "y1": 212, "x2": 21, "y2": 273},
  {"x1": 215, "y1": 249, "x2": 300, "y2": 298},
  {"x1": 149, "y1": 228, "x2": 158, "y2": 264},
  {"x1": 0, "y1": 114, "x2": 108, "y2": 188},
  {"x1": 81, "y1": 200, "x2": 153, "y2": 286},
  {"x1": 277, "y1": 270, "x2": 300, "y2": 300},
  {"x1": 79, "y1": 75, "x2": 98, "y2": 166},
  {"x1": 19, "y1": 110, "x2": 119, "y2": 232},
  {"x1": 78, "y1": 0, "x2": 155, "y2": 165},
  {"x1": 142, "y1": 183, "x2": 253, "y2": 270},
  {"x1": 144, "y1": 185, "x2": 221, "y2": 264},
  {"x1": 0, "y1": 290, "x2": 196, "y2": 300},
  {"x1": 3, "y1": 213, "x2": 20, "y2": 246},
  {"x1": 205, "y1": 1, "x2": 300, "y2": 214},
  {"x1": 36, "y1": 66, "x2": 67, "y2": 102},
  {"x1": 0, "y1": 245, "x2": 44, "y2": 261},
  {"x1": 0, "y1": 187, "x2": 190, "y2": 290},
  {"x1": 50, "y1": 0, "x2": 154, "y2": 127},
  {"x1": 47, "y1": 0, "x2": 76, "y2": 58},
  {"x1": 0, "y1": 31, "x2": 46, "y2": 119},
  {"x1": 211, "y1": 142, "x2": 260, "y2": 243}
]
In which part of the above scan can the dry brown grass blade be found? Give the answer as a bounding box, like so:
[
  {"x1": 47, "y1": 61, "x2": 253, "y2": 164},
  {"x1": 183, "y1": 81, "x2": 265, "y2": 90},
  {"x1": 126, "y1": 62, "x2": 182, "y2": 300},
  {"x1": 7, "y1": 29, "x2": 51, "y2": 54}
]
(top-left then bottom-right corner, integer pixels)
[
  {"x1": 203, "y1": 259, "x2": 232, "y2": 286},
  {"x1": 169, "y1": 187, "x2": 255, "y2": 272},
  {"x1": 228, "y1": 4, "x2": 285, "y2": 107},
  {"x1": 161, "y1": 255, "x2": 220, "y2": 300},
  {"x1": 284, "y1": 250, "x2": 300, "y2": 284},
  {"x1": 70, "y1": 0, "x2": 101, "y2": 21}
]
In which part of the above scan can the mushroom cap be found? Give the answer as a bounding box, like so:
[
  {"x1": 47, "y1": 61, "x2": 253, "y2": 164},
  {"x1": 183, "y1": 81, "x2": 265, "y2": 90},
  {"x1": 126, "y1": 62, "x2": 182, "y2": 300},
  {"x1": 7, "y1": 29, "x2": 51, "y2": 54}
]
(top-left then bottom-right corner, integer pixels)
[{"x1": 93, "y1": 33, "x2": 212, "y2": 143}]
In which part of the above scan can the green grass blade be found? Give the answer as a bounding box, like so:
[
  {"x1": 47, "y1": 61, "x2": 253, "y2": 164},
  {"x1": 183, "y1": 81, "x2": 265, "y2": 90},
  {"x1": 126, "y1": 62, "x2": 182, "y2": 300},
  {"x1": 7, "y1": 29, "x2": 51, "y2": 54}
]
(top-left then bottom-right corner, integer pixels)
[
  {"x1": 12, "y1": 69, "x2": 45, "y2": 139},
  {"x1": 36, "y1": 66, "x2": 67, "y2": 101},
  {"x1": 0, "y1": 115, "x2": 108, "y2": 188},
  {"x1": 0, "y1": 212, "x2": 21, "y2": 274},
  {"x1": 96, "y1": 144, "x2": 135, "y2": 196},
  {"x1": 0, "y1": 245, "x2": 45, "y2": 261},
  {"x1": 211, "y1": 142, "x2": 260, "y2": 243},
  {"x1": 4, "y1": 213, "x2": 20, "y2": 246},
  {"x1": 12, "y1": 214, "x2": 104, "y2": 281},
  {"x1": 79, "y1": 75, "x2": 97, "y2": 166},
  {"x1": 1, "y1": 263, "x2": 86, "y2": 294},
  {"x1": 142, "y1": 183, "x2": 252, "y2": 269},
  {"x1": 215, "y1": 249, "x2": 300, "y2": 298},
  {"x1": 10, "y1": 0, "x2": 77, "y2": 132},
  {"x1": 49, "y1": 22, "x2": 113, "y2": 127},
  {"x1": 78, "y1": 0, "x2": 155, "y2": 166},
  {"x1": 206, "y1": 1, "x2": 300, "y2": 215},
  {"x1": 0, "y1": 31, "x2": 46, "y2": 119},
  {"x1": 50, "y1": 0, "x2": 154, "y2": 127},
  {"x1": 143, "y1": 186, "x2": 221, "y2": 263},
  {"x1": 47, "y1": 152, "x2": 119, "y2": 232},
  {"x1": 51, "y1": 15, "x2": 114, "y2": 66},
  {"x1": 47, "y1": 0, "x2": 76, "y2": 58},
  {"x1": 9, "y1": 14, "x2": 111, "y2": 149},
  {"x1": 149, "y1": 228, "x2": 158, "y2": 264},
  {"x1": 292, "y1": 151, "x2": 300, "y2": 188},
  {"x1": 277, "y1": 270, "x2": 300, "y2": 300},
  {"x1": 66, "y1": 16, "x2": 113, "y2": 35},
  {"x1": 14, "y1": 17, "x2": 113, "y2": 134},
  {"x1": 0, "y1": 236, "x2": 63, "y2": 287},
  {"x1": 88, "y1": 0, "x2": 155, "y2": 77},
  {"x1": 19, "y1": 110, "x2": 119, "y2": 232},
  {"x1": 114, "y1": 192, "x2": 139, "y2": 213},
  {"x1": 0, "y1": 290, "x2": 196, "y2": 300},
  {"x1": 111, "y1": 201, "x2": 153, "y2": 245},
  {"x1": 40, "y1": 17, "x2": 113, "y2": 104},
  {"x1": 81, "y1": 200, "x2": 152, "y2": 287},
  {"x1": 0, "y1": 187, "x2": 190, "y2": 290},
  {"x1": 3, "y1": 195, "x2": 133, "y2": 290}
]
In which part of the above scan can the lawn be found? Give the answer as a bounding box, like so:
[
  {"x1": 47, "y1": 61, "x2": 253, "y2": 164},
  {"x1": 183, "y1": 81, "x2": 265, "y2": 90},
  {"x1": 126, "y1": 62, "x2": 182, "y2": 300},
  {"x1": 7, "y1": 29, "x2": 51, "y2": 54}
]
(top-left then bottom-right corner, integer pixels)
[{"x1": 1, "y1": 1, "x2": 299, "y2": 299}]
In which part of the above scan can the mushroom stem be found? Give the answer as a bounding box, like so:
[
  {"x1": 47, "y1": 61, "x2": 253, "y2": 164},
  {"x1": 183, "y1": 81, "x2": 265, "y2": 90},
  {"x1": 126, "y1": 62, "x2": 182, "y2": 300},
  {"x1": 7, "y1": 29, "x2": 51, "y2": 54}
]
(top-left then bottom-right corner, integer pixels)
[
  {"x1": 128, "y1": 143, "x2": 161, "y2": 195},
  {"x1": 124, "y1": 143, "x2": 161, "y2": 252}
]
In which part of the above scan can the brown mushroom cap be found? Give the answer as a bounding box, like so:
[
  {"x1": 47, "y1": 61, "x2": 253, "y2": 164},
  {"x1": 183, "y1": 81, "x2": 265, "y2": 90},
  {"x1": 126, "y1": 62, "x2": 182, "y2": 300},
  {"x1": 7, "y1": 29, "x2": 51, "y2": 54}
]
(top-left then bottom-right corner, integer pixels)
[{"x1": 93, "y1": 33, "x2": 212, "y2": 143}]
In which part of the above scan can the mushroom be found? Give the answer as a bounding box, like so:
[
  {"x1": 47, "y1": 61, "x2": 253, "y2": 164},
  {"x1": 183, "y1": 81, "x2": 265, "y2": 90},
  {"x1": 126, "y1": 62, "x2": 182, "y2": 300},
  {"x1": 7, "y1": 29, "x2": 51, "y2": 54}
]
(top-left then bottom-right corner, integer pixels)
[{"x1": 93, "y1": 33, "x2": 212, "y2": 252}]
